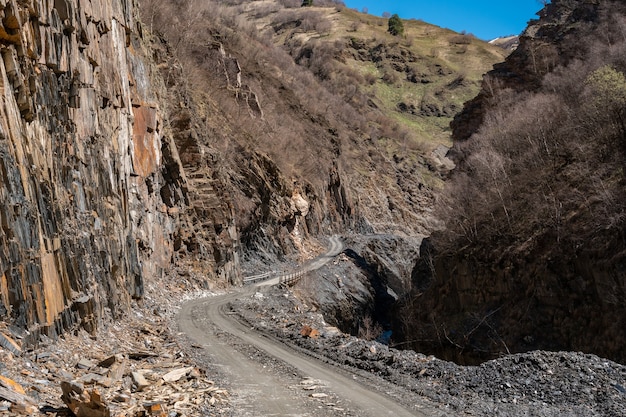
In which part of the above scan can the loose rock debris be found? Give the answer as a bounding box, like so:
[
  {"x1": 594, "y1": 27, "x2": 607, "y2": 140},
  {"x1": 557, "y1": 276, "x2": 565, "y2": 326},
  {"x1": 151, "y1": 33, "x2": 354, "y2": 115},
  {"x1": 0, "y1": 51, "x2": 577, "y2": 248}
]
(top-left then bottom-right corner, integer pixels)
[
  {"x1": 233, "y1": 285, "x2": 626, "y2": 417},
  {"x1": 0, "y1": 311, "x2": 228, "y2": 416}
]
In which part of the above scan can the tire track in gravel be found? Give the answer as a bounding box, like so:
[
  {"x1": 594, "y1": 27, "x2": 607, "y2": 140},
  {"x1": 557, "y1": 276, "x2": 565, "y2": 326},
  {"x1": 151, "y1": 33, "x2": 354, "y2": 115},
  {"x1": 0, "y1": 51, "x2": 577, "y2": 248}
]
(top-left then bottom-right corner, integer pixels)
[{"x1": 178, "y1": 237, "x2": 427, "y2": 416}]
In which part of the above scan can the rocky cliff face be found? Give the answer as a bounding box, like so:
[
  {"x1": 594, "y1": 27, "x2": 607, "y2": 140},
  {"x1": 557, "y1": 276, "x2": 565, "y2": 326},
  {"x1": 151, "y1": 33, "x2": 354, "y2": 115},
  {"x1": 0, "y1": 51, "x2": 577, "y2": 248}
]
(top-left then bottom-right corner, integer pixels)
[
  {"x1": 400, "y1": 0, "x2": 626, "y2": 364},
  {"x1": 0, "y1": 0, "x2": 240, "y2": 344},
  {"x1": 398, "y1": 237, "x2": 626, "y2": 364},
  {"x1": 450, "y1": 0, "x2": 599, "y2": 142}
]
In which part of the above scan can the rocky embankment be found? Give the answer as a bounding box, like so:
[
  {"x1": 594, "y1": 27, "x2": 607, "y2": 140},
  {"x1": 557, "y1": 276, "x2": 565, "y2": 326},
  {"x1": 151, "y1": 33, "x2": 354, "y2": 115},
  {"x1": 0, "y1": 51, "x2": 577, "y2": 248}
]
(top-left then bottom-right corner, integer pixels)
[
  {"x1": 232, "y1": 284, "x2": 626, "y2": 417},
  {"x1": 0, "y1": 286, "x2": 230, "y2": 416},
  {"x1": 290, "y1": 234, "x2": 421, "y2": 338},
  {"x1": 0, "y1": 321, "x2": 228, "y2": 416}
]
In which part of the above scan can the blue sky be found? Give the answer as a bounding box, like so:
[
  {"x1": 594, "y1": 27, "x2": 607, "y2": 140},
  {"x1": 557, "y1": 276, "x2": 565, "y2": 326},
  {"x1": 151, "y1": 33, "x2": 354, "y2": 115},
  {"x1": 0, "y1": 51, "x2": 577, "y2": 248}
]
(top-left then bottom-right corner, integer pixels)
[{"x1": 342, "y1": 1, "x2": 546, "y2": 40}]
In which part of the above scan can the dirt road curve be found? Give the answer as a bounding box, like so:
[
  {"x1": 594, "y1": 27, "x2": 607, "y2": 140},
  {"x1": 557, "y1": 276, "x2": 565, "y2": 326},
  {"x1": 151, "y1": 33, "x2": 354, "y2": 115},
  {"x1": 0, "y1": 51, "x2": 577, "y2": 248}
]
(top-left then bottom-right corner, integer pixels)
[
  {"x1": 178, "y1": 237, "x2": 425, "y2": 416},
  {"x1": 256, "y1": 235, "x2": 345, "y2": 287}
]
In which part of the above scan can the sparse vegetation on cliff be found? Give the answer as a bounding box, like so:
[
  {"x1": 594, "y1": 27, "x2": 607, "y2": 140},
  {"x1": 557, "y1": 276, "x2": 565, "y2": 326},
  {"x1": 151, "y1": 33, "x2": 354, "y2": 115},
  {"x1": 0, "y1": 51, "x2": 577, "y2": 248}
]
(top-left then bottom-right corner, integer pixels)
[
  {"x1": 140, "y1": 0, "x2": 505, "y2": 252},
  {"x1": 398, "y1": 0, "x2": 626, "y2": 365}
]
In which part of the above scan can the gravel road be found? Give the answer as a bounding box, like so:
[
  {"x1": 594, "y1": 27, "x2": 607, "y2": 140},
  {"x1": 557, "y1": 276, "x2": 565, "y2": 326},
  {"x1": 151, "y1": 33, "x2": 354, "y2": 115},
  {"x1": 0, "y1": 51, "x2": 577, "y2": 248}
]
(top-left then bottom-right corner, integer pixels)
[
  {"x1": 178, "y1": 290, "x2": 437, "y2": 416},
  {"x1": 254, "y1": 236, "x2": 344, "y2": 287},
  {"x1": 177, "y1": 236, "x2": 442, "y2": 416},
  {"x1": 176, "y1": 236, "x2": 626, "y2": 416}
]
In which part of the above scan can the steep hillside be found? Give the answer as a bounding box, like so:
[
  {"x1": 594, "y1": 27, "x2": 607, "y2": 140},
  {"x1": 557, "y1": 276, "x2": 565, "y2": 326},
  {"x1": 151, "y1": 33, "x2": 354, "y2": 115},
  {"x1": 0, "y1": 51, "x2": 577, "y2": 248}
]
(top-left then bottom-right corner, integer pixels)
[
  {"x1": 0, "y1": 0, "x2": 504, "y2": 348},
  {"x1": 398, "y1": 0, "x2": 626, "y2": 364},
  {"x1": 258, "y1": 4, "x2": 506, "y2": 144},
  {"x1": 141, "y1": 0, "x2": 506, "y2": 254}
]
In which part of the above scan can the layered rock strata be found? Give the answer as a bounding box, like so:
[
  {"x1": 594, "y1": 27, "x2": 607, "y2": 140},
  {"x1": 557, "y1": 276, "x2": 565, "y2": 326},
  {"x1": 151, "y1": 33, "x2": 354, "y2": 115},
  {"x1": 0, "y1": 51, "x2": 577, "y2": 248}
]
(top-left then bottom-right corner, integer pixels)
[{"x1": 0, "y1": 0, "x2": 239, "y2": 344}]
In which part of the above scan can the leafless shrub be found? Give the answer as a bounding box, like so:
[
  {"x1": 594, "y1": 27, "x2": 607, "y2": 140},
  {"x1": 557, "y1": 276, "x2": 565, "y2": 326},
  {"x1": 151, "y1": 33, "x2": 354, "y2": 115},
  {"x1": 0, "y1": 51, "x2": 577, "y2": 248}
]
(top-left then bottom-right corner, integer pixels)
[
  {"x1": 315, "y1": 19, "x2": 332, "y2": 35},
  {"x1": 253, "y1": 3, "x2": 281, "y2": 18},
  {"x1": 527, "y1": 41, "x2": 560, "y2": 75},
  {"x1": 358, "y1": 315, "x2": 383, "y2": 341},
  {"x1": 382, "y1": 68, "x2": 399, "y2": 84},
  {"x1": 364, "y1": 72, "x2": 377, "y2": 85},
  {"x1": 277, "y1": 0, "x2": 300, "y2": 8},
  {"x1": 348, "y1": 21, "x2": 360, "y2": 32},
  {"x1": 271, "y1": 9, "x2": 298, "y2": 27},
  {"x1": 300, "y1": 10, "x2": 325, "y2": 31},
  {"x1": 449, "y1": 34, "x2": 473, "y2": 45}
]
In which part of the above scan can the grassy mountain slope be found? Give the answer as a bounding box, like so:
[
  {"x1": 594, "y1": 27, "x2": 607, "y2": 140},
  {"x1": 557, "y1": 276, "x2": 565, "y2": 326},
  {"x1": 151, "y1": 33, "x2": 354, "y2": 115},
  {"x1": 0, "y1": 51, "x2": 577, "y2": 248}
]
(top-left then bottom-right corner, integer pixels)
[
  {"x1": 258, "y1": 4, "x2": 507, "y2": 146},
  {"x1": 141, "y1": 0, "x2": 506, "y2": 265}
]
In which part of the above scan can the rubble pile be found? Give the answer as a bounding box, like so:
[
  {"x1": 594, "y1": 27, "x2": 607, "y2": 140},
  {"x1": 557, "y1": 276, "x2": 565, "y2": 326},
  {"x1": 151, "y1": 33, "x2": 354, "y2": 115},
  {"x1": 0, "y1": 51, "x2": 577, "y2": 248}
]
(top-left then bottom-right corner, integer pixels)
[
  {"x1": 0, "y1": 307, "x2": 228, "y2": 416},
  {"x1": 233, "y1": 285, "x2": 626, "y2": 417}
]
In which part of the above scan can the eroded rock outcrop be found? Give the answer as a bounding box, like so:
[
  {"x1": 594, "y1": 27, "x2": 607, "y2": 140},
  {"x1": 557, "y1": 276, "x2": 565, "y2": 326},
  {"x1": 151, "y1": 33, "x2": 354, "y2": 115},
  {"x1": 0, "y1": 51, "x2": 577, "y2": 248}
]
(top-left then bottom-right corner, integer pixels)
[
  {"x1": 0, "y1": 0, "x2": 240, "y2": 345},
  {"x1": 450, "y1": 0, "x2": 599, "y2": 143}
]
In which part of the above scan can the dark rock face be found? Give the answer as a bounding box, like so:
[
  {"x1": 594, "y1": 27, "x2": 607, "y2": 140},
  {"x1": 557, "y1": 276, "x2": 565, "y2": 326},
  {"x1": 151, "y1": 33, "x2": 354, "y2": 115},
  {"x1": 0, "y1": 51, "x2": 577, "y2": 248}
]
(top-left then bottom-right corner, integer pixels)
[
  {"x1": 398, "y1": 238, "x2": 626, "y2": 364},
  {"x1": 451, "y1": 0, "x2": 600, "y2": 142},
  {"x1": 0, "y1": 0, "x2": 240, "y2": 344},
  {"x1": 294, "y1": 235, "x2": 421, "y2": 340}
]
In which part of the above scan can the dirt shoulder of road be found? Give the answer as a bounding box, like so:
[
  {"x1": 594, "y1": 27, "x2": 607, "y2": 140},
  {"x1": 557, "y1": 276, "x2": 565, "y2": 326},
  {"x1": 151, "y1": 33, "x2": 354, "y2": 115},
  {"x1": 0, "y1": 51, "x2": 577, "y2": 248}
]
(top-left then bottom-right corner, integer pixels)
[{"x1": 231, "y1": 284, "x2": 626, "y2": 417}]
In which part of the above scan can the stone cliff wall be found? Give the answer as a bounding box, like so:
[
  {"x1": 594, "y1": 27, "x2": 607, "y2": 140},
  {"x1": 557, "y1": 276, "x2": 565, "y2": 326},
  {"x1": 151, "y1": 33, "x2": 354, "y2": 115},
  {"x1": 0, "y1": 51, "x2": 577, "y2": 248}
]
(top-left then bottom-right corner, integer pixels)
[
  {"x1": 0, "y1": 0, "x2": 240, "y2": 345},
  {"x1": 403, "y1": 0, "x2": 626, "y2": 364},
  {"x1": 398, "y1": 238, "x2": 626, "y2": 364},
  {"x1": 450, "y1": 0, "x2": 599, "y2": 143}
]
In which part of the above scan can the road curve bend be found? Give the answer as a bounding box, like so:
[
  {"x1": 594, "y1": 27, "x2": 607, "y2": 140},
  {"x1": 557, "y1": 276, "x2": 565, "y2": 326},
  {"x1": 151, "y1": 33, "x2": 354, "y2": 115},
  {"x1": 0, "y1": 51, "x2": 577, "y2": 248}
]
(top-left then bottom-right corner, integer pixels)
[
  {"x1": 179, "y1": 291, "x2": 424, "y2": 416},
  {"x1": 178, "y1": 236, "x2": 426, "y2": 416},
  {"x1": 253, "y1": 235, "x2": 344, "y2": 287}
]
